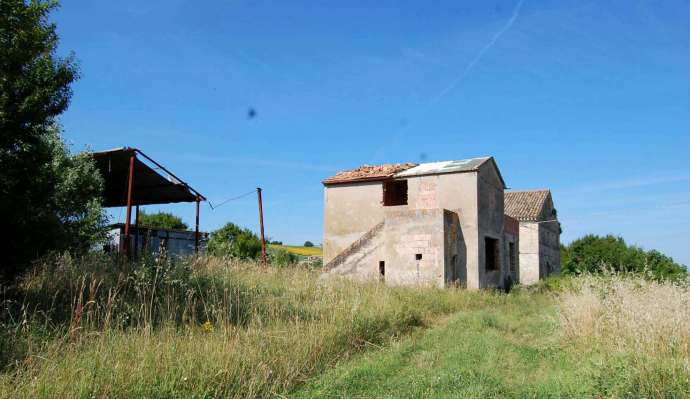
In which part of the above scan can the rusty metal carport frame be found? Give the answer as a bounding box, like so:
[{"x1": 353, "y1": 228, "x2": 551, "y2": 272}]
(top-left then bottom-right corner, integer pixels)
[{"x1": 92, "y1": 147, "x2": 207, "y2": 256}]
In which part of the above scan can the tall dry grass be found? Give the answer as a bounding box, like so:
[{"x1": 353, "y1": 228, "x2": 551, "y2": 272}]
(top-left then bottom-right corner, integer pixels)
[
  {"x1": 559, "y1": 274, "x2": 690, "y2": 396},
  {"x1": 0, "y1": 253, "x2": 497, "y2": 398}
]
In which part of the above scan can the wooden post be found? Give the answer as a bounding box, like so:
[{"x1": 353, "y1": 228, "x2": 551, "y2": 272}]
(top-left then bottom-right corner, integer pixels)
[
  {"x1": 123, "y1": 152, "x2": 135, "y2": 257},
  {"x1": 195, "y1": 195, "x2": 201, "y2": 254},
  {"x1": 257, "y1": 188, "x2": 266, "y2": 264}
]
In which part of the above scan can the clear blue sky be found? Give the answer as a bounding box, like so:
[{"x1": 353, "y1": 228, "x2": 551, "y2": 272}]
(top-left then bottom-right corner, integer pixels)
[{"x1": 53, "y1": 0, "x2": 690, "y2": 266}]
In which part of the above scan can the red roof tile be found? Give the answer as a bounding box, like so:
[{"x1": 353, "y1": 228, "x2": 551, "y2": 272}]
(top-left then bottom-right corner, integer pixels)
[
  {"x1": 504, "y1": 190, "x2": 551, "y2": 221},
  {"x1": 323, "y1": 163, "x2": 417, "y2": 185}
]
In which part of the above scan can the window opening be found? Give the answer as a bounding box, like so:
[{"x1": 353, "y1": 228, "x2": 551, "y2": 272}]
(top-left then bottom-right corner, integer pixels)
[{"x1": 383, "y1": 180, "x2": 408, "y2": 206}]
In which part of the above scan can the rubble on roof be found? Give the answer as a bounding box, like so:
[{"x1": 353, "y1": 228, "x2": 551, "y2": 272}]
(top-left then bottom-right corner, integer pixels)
[{"x1": 323, "y1": 163, "x2": 417, "y2": 184}]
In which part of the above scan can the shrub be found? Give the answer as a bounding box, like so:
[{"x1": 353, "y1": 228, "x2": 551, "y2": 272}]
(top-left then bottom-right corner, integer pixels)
[
  {"x1": 561, "y1": 234, "x2": 686, "y2": 280},
  {"x1": 268, "y1": 248, "x2": 298, "y2": 267},
  {"x1": 207, "y1": 223, "x2": 262, "y2": 259}
]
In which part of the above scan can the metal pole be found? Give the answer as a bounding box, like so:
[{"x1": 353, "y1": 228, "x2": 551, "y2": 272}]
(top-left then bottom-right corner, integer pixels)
[
  {"x1": 123, "y1": 151, "x2": 135, "y2": 257},
  {"x1": 134, "y1": 205, "x2": 140, "y2": 257},
  {"x1": 195, "y1": 195, "x2": 200, "y2": 254},
  {"x1": 257, "y1": 187, "x2": 267, "y2": 264}
]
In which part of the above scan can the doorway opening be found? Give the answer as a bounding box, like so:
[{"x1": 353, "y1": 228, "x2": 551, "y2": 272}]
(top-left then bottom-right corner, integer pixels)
[{"x1": 485, "y1": 236, "x2": 499, "y2": 271}]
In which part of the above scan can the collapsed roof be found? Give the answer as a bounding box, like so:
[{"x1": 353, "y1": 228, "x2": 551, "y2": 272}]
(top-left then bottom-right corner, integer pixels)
[
  {"x1": 92, "y1": 147, "x2": 205, "y2": 207},
  {"x1": 323, "y1": 157, "x2": 505, "y2": 187},
  {"x1": 322, "y1": 163, "x2": 418, "y2": 185}
]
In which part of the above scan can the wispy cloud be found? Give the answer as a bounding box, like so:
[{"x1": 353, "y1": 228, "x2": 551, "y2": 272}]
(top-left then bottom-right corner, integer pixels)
[
  {"x1": 369, "y1": 0, "x2": 525, "y2": 162},
  {"x1": 431, "y1": 0, "x2": 525, "y2": 103}
]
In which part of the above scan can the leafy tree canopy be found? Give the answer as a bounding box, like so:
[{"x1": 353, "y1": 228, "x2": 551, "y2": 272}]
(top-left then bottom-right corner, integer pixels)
[
  {"x1": 207, "y1": 223, "x2": 262, "y2": 260},
  {"x1": 138, "y1": 211, "x2": 188, "y2": 230},
  {"x1": 303, "y1": 241, "x2": 314, "y2": 247},
  {"x1": 561, "y1": 234, "x2": 687, "y2": 280},
  {"x1": 0, "y1": 0, "x2": 105, "y2": 279}
]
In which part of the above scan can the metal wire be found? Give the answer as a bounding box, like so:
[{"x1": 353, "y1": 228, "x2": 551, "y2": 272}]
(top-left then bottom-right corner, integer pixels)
[{"x1": 208, "y1": 189, "x2": 257, "y2": 210}]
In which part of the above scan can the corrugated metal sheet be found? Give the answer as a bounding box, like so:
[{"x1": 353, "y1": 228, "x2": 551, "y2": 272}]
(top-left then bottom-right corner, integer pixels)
[
  {"x1": 92, "y1": 147, "x2": 203, "y2": 207},
  {"x1": 393, "y1": 157, "x2": 491, "y2": 178}
]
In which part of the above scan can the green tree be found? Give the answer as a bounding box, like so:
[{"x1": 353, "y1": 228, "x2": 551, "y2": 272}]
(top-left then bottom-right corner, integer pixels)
[
  {"x1": 138, "y1": 211, "x2": 188, "y2": 230},
  {"x1": 303, "y1": 241, "x2": 314, "y2": 247},
  {"x1": 0, "y1": 0, "x2": 105, "y2": 279},
  {"x1": 562, "y1": 234, "x2": 686, "y2": 280},
  {"x1": 207, "y1": 223, "x2": 262, "y2": 260}
]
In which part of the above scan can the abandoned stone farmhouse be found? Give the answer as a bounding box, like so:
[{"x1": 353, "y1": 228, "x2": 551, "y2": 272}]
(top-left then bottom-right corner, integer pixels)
[{"x1": 321, "y1": 157, "x2": 560, "y2": 289}]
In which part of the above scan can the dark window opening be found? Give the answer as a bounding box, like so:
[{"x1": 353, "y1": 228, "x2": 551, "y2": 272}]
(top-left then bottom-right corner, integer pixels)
[
  {"x1": 509, "y1": 242, "x2": 516, "y2": 272},
  {"x1": 485, "y1": 237, "x2": 499, "y2": 271},
  {"x1": 383, "y1": 180, "x2": 408, "y2": 206},
  {"x1": 415, "y1": 253, "x2": 423, "y2": 261},
  {"x1": 379, "y1": 261, "x2": 385, "y2": 277}
]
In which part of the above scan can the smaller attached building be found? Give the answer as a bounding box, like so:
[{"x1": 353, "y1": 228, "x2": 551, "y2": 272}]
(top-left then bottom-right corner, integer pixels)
[{"x1": 504, "y1": 190, "x2": 561, "y2": 284}]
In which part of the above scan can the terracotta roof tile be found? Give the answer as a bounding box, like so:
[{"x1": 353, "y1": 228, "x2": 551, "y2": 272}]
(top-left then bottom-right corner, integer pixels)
[
  {"x1": 504, "y1": 190, "x2": 551, "y2": 221},
  {"x1": 323, "y1": 163, "x2": 417, "y2": 185}
]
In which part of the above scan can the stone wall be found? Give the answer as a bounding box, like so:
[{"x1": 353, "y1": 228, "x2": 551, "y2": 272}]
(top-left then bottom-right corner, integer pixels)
[{"x1": 381, "y1": 208, "x2": 459, "y2": 287}]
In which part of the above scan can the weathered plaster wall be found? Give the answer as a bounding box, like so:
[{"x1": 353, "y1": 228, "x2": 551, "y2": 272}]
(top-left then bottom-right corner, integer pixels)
[
  {"x1": 477, "y1": 163, "x2": 506, "y2": 288},
  {"x1": 323, "y1": 181, "x2": 384, "y2": 264},
  {"x1": 518, "y1": 222, "x2": 540, "y2": 285}
]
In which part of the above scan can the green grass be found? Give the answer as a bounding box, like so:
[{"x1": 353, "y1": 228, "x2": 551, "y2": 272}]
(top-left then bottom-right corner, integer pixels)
[
  {"x1": 1, "y1": 256, "x2": 687, "y2": 398},
  {"x1": 293, "y1": 277, "x2": 690, "y2": 399},
  {"x1": 0, "y1": 254, "x2": 495, "y2": 398},
  {"x1": 292, "y1": 292, "x2": 594, "y2": 398}
]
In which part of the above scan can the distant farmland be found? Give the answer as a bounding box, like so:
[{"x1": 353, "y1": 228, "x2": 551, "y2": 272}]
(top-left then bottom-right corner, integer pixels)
[{"x1": 269, "y1": 244, "x2": 323, "y2": 257}]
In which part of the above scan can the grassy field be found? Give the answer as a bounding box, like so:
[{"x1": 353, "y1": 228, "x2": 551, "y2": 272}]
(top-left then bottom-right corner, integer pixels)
[
  {"x1": 269, "y1": 244, "x2": 323, "y2": 257},
  {"x1": 0, "y1": 256, "x2": 688, "y2": 398},
  {"x1": 295, "y1": 277, "x2": 690, "y2": 398}
]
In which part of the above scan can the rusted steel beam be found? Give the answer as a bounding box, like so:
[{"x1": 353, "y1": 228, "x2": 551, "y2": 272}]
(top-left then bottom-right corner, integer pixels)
[
  {"x1": 195, "y1": 195, "x2": 201, "y2": 254},
  {"x1": 133, "y1": 148, "x2": 206, "y2": 201},
  {"x1": 123, "y1": 151, "x2": 135, "y2": 257},
  {"x1": 134, "y1": 205, "x2": 140, "y2": 257},
  {"x1": 257, "y1": 187, "x2": 267, "y2": 264}
]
